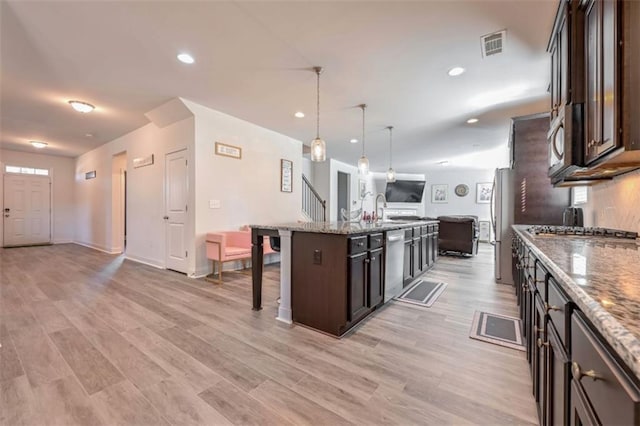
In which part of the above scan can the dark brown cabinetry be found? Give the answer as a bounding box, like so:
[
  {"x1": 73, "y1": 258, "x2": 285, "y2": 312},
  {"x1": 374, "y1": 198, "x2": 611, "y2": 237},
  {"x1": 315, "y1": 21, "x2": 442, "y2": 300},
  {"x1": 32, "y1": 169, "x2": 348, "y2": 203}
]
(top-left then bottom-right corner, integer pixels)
[
  {"x1": 548, "y1": 0, "x2": 640, "y2": 185},
  {"x1": 513, "y1": 232, "x2": 640, "y2": 425},
  {"x1": 292, "y1": 225, "x2": 438, "y2": 337},
  {"x1": 583, "y1": 0, "x2": 619, "y2": 163},
  {"x1": 348, "y1": 251, "x2": 369, "y2": 323},
  {"x1": 348, "y1": 234, "x2": 384, "y2": 324},
  {"x1": 571, "y1": 312, "x2": 640, "y2": 425},
  {"x1": 403, "y1": 226, "x2": 438, "y2": 287}
]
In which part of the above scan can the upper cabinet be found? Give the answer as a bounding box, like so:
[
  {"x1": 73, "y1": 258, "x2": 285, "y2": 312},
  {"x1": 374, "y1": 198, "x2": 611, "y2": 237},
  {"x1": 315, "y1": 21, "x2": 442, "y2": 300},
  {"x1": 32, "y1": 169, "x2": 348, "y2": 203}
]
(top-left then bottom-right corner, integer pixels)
[
  {"x1": 548, "y1": 0, "x2": 640, "y2": 186},
  {"x1": 584, "y1": 0, "x2": 619, "y2": 163}
]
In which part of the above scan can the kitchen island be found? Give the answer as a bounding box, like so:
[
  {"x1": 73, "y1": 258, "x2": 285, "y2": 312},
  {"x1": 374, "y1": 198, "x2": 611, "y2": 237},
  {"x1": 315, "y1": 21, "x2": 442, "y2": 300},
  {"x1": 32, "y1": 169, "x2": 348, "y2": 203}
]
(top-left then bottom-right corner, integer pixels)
[
  {"x1": 512, "y1": 225, "x2": 640, "y2": 425},
  {"x1": 251, "y1": 220, "x2": 438, "y2": 336}
]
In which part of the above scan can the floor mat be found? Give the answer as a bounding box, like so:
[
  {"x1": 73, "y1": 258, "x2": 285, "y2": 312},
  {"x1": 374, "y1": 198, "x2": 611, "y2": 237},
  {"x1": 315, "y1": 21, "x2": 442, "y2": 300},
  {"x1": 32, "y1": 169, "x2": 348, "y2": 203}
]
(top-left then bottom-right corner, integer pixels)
[{"x1": 469, "y1": 310, "x2": 525, "y2": 351}]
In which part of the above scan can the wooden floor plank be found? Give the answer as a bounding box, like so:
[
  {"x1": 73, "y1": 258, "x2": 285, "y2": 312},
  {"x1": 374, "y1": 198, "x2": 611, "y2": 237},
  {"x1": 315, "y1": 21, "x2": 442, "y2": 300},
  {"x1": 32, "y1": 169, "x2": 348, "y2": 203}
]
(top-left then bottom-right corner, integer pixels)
[
  {"x1": 90, "y1": 380, "x2": 170, "y2": 426},
  {"x1": 0, "y1": 375, "x2": 44, "y2": 426},
  {"x1": 0, "y1": 243, "x2": 537, "y2": 425},
  {"x1": 0, "y1": 325, "x2": 24, "y2": 382},
  {"x1": 49, "y1": 327, "x2": 125, "y2": 395},
  {"x1": 140, "y1": 378, "x2": 233, "y2": 426},
  {"x1": 10, "y1": 325, "x2": 72, "y2": 387},
  {"x1": 198, "y1": 380, "x2": 292, "y2": 426},
  {"x1": 34, "y1": 375, "x2": 105, "y2": 426}
]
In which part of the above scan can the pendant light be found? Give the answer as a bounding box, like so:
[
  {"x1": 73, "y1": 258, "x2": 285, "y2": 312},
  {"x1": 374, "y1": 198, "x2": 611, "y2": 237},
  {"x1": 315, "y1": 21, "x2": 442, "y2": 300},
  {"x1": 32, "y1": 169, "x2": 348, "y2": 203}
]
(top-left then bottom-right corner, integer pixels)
[
  {"x1": 386, "y1": 126, "x2": 396, "y2": 182},
  {"x1": 357, "y1": 104, "x2": 369, "y2": 175},
  {"x1": 310, "y1": 66, "x2": 326, "y2": 162}
]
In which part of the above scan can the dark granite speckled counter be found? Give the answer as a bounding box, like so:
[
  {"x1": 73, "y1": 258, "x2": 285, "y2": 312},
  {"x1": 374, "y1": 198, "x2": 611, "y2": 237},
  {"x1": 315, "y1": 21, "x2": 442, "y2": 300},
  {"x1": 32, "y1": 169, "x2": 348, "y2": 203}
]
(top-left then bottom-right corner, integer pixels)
[{"x1": 513, "y1": 225, "x2": 640, "y2": 380}]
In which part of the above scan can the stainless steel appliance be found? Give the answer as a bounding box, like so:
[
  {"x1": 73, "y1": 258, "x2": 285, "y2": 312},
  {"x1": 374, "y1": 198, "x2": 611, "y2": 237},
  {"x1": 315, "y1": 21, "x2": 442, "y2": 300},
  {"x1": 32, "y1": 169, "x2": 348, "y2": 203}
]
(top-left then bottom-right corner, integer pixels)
[
  {"x1": 528, "y1": 225, "x2": 638, "y2": 239},
  {"x1": 562, "y1": 207, "x2": 584, "y2": 227},
  {"x1": 384, "y1": 229, "x2": 404, "y2": 302},
  {"x1": 491, "y1": 168, "x2": 515, "y2": 284}
]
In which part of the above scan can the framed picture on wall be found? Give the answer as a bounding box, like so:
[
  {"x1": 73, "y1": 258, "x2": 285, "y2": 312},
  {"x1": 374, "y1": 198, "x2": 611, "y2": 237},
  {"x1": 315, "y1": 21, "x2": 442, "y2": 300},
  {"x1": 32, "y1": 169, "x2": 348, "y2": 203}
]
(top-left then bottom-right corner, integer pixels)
[
  {"x1": 431, "y1": 184, "x2": 448, "y2": 203},
  {"x1": 476, "y1": 182, "x2": 493, "y2": 203},
  {"x1": 281, "y1": 159, "x2": 293, "y2": 192}
]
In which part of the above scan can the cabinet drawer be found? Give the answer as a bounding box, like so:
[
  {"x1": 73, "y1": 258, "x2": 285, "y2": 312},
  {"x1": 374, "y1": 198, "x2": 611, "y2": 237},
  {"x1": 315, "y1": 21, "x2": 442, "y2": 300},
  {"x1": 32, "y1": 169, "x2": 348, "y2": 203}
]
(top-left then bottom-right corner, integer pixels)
[
  {"x1": 413, "y1": 227, "x2": 421, "y2": 238},
  {"x1": 571, "y1": 312, "x2": 640, "y2": 425},
  {"x1": 526, "y1": 251, "x2": 536, "y2": 279},
  {"x1": 369, "y1": 233, "x2": 384, "y2": 250},
  {"x1": 421, "y1": 225, "x2": 428, "y2": 236},
  {"x1": 547, "y1": 277, "x2": 569, "y2": 347},
  {"x1": 404, "y1": 228, "x2": 413, "y2": 241},
  {"x1": 348, "y1": 236, "x2": 367, "y2": 255},
  {"x1": 535, "y1": 262, "x2": 548, "y2": 300}
]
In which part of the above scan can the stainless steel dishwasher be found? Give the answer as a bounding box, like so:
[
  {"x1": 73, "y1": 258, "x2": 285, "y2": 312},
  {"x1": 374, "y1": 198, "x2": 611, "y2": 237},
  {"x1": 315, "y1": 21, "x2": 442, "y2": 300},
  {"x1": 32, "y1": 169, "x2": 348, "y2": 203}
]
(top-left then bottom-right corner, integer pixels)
[{"x1": 384, "y1": 229, "x2": 405, "y2": 302}]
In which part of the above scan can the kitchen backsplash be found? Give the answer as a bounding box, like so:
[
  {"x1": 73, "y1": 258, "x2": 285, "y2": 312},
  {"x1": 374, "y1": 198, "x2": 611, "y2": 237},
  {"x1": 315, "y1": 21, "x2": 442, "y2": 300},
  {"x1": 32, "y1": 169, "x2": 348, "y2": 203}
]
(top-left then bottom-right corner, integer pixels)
[{"x1": 582, "y1": 168, "x2": 640, "y2": 233}]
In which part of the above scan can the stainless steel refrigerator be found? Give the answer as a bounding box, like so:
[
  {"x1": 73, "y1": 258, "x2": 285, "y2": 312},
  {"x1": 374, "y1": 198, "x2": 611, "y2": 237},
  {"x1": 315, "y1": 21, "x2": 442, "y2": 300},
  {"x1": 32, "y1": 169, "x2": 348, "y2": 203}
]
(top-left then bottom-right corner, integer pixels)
[
  {"x1": 491, "y1": 168, "x2": 515, "y2": 285},
  {"x1": 491, "y1": 114, "x2": 571, "y2": 285}
]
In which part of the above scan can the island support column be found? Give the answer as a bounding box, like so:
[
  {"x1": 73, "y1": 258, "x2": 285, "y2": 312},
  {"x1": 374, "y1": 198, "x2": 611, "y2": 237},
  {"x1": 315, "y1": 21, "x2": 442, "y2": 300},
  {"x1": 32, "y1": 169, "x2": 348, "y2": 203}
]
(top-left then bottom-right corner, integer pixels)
[{"x1": 276, "y1": 229, "x2": 293, "y2": 324}]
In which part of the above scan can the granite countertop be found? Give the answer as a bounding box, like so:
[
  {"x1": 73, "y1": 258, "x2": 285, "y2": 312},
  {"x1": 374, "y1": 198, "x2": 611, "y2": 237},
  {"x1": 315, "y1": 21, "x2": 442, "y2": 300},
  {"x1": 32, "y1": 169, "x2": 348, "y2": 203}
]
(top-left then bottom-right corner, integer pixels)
[
  {"x1": 250, "y1": 220, "x2": 438, "y2": 235},
  {"x1": 513, "y1": 225, "x2": 640, "y2": 380}
]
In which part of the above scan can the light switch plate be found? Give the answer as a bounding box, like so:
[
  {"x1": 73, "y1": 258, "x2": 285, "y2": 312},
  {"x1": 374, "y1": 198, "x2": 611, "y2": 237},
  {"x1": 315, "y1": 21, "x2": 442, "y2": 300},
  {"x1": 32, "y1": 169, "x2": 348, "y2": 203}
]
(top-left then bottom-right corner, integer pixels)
[{"x1": 209, "y1": 199, "x2": 221, "y2": 209}]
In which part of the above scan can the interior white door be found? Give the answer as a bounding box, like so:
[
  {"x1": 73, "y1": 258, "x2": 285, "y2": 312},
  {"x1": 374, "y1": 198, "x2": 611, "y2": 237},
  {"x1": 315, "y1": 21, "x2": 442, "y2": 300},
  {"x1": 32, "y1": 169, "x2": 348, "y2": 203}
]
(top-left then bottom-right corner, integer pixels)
[
  {"x1": 164, "y1": 150, "x2": 189, "y2": 273},
  {"x1": 3, "y1": 174, "x2": 51, "y2": 247}
]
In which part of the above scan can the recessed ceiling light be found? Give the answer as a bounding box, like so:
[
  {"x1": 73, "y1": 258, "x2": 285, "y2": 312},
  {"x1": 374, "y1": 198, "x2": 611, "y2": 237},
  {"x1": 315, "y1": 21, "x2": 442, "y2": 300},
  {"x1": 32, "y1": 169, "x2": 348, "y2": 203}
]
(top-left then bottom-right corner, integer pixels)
[
  {"x1": 30, "y1": 141, "x2": 47, "y2": 149},
  {"x1": 177, "y1": 53, "x2": 195, "y2": 64},
  {"x1": 68, "y1": 100, "x2": 95, "y2": 113},
  {"x1": 448, "y1": 67, "x2": 465, "y2": 77},
  {"x1": 350, "y1": 139, "x2": 358, "y2": 144},
  {"x1": 294, "y1": 112, "x2": 305, "y2": 118},
  {"x1": 467, "y1": 118, "x2": 479, "y2": 124}
]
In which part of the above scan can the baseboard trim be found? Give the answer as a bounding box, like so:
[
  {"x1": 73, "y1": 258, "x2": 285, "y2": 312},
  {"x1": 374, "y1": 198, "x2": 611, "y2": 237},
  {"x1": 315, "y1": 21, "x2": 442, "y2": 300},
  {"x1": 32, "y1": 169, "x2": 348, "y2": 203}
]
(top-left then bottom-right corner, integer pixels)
[
  {"x1": 124, "y1": 254, "x2": 164, "y2": 269},
  {"x1": 73, "y1": 241, "x2": 121, "y2": 255}
]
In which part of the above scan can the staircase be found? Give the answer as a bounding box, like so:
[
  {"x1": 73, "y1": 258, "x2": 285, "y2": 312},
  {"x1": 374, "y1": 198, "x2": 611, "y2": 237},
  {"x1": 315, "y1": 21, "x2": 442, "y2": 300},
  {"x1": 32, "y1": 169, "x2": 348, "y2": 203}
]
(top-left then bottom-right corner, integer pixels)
[{"x1": 302, "y1": 174, "x2": 326, "y2": 222}]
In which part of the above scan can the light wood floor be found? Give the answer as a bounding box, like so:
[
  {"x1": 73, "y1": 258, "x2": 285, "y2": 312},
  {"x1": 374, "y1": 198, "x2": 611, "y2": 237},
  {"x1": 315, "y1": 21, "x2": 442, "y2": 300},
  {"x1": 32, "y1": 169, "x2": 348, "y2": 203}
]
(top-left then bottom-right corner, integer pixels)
[{"x1": 0, "y1": 243, "x2": 537, "y2": 425}]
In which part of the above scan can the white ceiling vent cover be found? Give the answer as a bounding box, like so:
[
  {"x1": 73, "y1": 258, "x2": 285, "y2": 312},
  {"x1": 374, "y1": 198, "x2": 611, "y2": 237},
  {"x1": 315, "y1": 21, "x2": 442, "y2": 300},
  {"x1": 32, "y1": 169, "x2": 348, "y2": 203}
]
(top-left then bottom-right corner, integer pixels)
[{"x1": 481, "y1": 30, "x2": 506, "y2": 57}]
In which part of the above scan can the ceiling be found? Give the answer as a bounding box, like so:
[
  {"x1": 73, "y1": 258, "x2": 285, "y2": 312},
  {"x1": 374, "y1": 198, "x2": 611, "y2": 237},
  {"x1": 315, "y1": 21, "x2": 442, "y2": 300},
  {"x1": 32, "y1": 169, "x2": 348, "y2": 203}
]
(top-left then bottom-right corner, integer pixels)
[{"x1": 0, "y1": 0, "x2": 556, "y2": 173}]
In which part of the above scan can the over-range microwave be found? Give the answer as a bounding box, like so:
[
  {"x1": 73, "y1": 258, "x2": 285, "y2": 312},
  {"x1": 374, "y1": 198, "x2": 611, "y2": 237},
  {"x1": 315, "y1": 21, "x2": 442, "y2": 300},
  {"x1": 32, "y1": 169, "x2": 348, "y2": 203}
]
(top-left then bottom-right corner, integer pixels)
[{"x1": 548, "y1": 103, "x2": 584, "y2": 182}]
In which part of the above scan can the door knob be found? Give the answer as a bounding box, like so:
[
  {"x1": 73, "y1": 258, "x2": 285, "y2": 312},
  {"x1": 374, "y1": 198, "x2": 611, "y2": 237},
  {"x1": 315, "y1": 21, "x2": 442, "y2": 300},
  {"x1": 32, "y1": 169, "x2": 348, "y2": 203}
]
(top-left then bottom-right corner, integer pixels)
[
  {"x1": 163, "y1": 216, "x2": 169, "y2": 220},
  {"x1": 3, "y1": 208, "x2": 9, "y2": 212}
]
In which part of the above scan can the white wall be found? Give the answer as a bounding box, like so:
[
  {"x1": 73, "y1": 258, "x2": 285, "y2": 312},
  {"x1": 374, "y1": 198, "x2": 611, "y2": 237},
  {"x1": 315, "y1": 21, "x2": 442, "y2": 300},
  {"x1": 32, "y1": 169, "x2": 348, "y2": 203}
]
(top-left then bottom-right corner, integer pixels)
[
  {"x1": 183, "y1": 100, "x2": 304, "y2": 277},
  {"x1": 581, "y1": 168, "x2": 640, "y2": 232},
  {"x1": 0, "y1": 149, "x2": 76, "y2": 244},
  {"x1": 423, "y1": 168, "x2": 495, "y2": 221},
  {"x1": 74, "y1": 115, "x2": 195, "y2": 271},
  {"x1": 301, "y1": 157, "x2": 312, "y2": 183}
]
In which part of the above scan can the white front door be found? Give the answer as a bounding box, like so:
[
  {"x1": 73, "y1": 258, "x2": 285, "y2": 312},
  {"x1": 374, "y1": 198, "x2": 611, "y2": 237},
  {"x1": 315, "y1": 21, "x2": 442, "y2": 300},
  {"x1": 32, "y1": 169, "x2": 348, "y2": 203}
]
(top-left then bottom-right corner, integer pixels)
[
  {"x1": 3, "y1": 174, "x2": 51, "y2": 247},
  {"x1": 164, "y1": 149, "x2": 189, "y2": 273}
]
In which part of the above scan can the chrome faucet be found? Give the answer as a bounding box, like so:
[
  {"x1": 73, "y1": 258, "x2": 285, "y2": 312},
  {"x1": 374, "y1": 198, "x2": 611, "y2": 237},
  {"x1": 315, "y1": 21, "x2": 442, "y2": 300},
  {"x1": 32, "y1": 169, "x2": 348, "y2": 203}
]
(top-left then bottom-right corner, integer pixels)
[{"x1": 375, "y1": 193, "x2": 387, "y2": 221}]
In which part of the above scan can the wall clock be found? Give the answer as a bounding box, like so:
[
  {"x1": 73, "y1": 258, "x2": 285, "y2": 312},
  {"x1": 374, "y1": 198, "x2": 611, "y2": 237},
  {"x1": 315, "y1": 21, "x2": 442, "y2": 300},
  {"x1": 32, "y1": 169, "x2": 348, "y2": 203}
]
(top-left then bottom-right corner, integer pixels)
[{"x1": 454, "y1": 184, "x2": 469, "y2": 197}]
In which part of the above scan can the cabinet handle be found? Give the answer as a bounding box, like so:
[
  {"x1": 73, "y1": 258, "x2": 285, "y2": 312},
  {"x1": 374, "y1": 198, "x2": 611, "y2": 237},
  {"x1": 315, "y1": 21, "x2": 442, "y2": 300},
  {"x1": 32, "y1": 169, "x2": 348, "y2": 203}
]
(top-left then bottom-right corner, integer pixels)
[
  {"x1": 588, "y1": 139, "x2": 597, "y2": 148},
  {"x1": 358, "y1": 242, "x2": 364, "y2": 247},
  {"x1": 370, "y1": 257, "x2": 376, "y2": 261},
  {"x1": 545, "y1": 302, "x2": 562, "y2": 313},
  {"x1": 537, "y1": 338, "x2": 550, "y2": 348},
  {"x1": 551, "y1": 104, "x2": 559, "y2": 113},
  {"x1": 365, "y1": 258, "x2": 370, "y2": 264},
  {"x1": 571, "y1": 362, "x2": 603, "y2": 381}
]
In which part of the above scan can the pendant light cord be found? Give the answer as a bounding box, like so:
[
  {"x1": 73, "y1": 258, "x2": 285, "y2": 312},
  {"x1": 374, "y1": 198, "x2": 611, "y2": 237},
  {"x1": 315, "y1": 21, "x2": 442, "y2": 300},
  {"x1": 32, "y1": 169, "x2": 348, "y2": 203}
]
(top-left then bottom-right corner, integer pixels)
[
  {"x1": 388, "y1": 126, "x2": 393, "y2": 167},
  {"x1": 314, "y1": 67, "x2": 322, "y2": 139},
  {"x1": 360, "y1": 104, "x2": 367, "y2": 156}
]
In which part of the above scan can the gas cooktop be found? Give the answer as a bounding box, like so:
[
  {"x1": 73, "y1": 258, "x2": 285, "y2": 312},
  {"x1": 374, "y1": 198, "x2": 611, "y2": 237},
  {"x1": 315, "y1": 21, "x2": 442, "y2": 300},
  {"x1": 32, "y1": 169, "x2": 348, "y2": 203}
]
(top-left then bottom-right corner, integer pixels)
[{"x1": 528, "y1": 225, "x2": 638, "y2": 240}]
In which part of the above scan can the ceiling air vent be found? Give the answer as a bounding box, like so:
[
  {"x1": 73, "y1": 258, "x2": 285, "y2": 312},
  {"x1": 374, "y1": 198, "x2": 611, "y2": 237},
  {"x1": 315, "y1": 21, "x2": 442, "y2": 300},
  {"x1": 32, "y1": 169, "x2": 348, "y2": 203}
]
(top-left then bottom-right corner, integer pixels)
[{"x1": 481, "y1": 30, "x2": 506, "y2": 57}]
